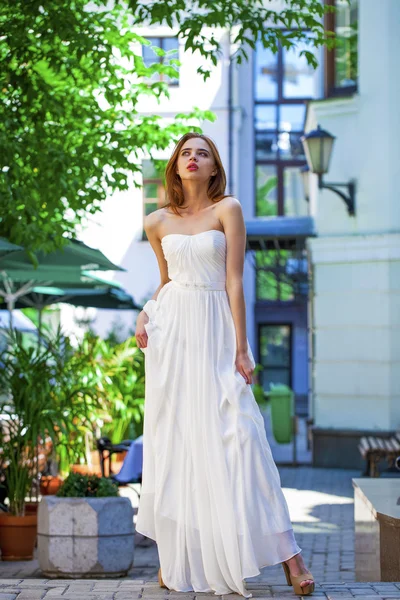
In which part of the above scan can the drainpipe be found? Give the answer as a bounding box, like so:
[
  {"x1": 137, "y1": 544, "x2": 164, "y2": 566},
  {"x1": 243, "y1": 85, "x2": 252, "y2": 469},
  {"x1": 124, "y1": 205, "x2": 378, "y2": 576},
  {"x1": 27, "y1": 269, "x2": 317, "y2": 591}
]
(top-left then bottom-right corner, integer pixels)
[
  {"x1": 307, "y1": 242, "x2": 316, "y2": 449},
  {"x1": 228, "y1": 28, "x2": 234, "y2": 195}
]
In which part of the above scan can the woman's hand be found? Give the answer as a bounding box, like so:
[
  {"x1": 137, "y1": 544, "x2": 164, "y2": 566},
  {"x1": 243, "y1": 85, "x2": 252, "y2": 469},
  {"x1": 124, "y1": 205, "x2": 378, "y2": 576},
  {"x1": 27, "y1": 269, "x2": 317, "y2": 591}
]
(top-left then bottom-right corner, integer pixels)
[
  {"x1": 236, "y1": 350, "x2": 255, "y2": 384},
  {"x1": 135, "y1": 310, "x2": 149, "y2": 350}
]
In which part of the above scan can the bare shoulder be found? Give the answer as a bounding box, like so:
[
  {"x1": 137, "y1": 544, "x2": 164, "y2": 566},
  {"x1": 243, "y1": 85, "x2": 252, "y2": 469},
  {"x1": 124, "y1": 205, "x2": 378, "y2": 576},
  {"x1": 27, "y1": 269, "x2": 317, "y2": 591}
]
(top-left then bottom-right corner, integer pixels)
[
  {"x1": 217, "y1": 196, "x2": 242, "y2": 215},
  {"x1": 144, "y1": 207, "x2": 168, "y2": 239},
  {"x1": 215, "y1": 196, "x2": 246, "y2": 239},
  {"x1": 216, "y1": 196, "x2": 243, "y2": 224}
]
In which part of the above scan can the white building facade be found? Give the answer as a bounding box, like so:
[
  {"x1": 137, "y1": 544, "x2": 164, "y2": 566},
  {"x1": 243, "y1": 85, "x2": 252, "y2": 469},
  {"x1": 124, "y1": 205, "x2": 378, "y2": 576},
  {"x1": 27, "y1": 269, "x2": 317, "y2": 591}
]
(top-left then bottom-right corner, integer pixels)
[
  {"x1": 74, "y1": 0, "x2": 399, "y2": 467},
  {"x1": 305, "y1": 0, "x2": 400, "y2": 467}
]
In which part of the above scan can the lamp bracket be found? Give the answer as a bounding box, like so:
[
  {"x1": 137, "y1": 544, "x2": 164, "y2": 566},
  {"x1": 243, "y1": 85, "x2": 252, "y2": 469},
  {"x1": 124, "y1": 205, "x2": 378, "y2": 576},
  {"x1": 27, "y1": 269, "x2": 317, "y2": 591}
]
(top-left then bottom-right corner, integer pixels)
[{"x1": 318, "y1": 175, "x2": 356, "y2": 216}]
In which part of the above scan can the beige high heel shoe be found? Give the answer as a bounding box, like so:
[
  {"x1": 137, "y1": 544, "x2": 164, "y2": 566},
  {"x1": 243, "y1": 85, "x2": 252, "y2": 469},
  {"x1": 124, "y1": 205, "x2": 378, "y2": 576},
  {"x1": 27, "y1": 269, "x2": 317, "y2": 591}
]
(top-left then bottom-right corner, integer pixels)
[
  {"x1": 282, "y1": 561, "x2": 315, "y2": 596},
  {"x1": 158, "y1": 567, "x2": 167, "y2": 589}
]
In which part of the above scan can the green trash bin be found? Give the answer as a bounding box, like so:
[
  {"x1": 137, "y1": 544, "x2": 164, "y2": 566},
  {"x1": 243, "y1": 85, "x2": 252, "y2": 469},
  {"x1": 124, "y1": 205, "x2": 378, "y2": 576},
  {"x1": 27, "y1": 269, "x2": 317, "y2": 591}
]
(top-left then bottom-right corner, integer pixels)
[{"x1": 269, "y1": 384, "x2": 294, "y2": 444}]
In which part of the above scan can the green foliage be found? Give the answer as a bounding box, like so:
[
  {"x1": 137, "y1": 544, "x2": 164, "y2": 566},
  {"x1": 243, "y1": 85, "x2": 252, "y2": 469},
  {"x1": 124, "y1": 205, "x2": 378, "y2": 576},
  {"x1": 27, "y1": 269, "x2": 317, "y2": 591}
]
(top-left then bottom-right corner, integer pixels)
[
  {"x1": 0, "y1": 0, "x2": 337, "y2": 253},
  {"x1": 252, "y1": 383, "x2": 269, "y2": 409},
  {"x1": 50, "y1": 331, "x2": 145, "y2": 471},
  {"x1": 0, "y1": 326, "x2": 103, "y2": 514},
  {"x1": 81, "y1": 332, "x2": 146, "y2": 445},
  {"x1": 252, "y1": 364, "x2": 269, "y2": 409},
  {"x1": 0, "y1": 1, "x2": 211, "y2": 252},
  {"x1": 0, "y1": 323, "x2": 145, "y2": 512},
  {"x1": 130, "y1": 0, "x2": 337, "y2": 77},
  {"x1": 256, "y1": 250, "x2": 295, "y2": 302},
  {"x1": 56, "y1": 472, "x2": 119, "y2": 498},
  {"x1": 256, "y1": 170, "x2": 278, "y2": 217}
]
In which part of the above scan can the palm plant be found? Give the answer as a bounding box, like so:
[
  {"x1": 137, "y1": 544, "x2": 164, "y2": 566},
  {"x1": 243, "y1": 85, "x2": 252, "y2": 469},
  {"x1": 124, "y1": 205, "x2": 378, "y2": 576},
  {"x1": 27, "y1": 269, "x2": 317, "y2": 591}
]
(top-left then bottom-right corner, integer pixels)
[
  {"x1": 51, "y1": 331, "x2": 146, "y2": 464},
  {"x1": 97, "y1": 335, "x2": 146, "y2": 444},
  {"x1": 0, "y1": 327, "x2": 103, "y2": 515}
]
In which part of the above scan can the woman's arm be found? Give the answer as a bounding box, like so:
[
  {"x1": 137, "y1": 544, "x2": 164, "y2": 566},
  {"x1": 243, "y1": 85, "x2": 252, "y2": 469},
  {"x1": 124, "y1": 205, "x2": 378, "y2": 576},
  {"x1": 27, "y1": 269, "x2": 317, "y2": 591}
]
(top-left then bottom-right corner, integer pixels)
[
  {"x1": 144, "y1": 213, "x2": 171, "y2": 296},
  {"x1": 219, "y1": 197, "x2": 255, "y2": 384},
  {"x1": 135, "y1": 212, "x2": 170, "y2": 350}
]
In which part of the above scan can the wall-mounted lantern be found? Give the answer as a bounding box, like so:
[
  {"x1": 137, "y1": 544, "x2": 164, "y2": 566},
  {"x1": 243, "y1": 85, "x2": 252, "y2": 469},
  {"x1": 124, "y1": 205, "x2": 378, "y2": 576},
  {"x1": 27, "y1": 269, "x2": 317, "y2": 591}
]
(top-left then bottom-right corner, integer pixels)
[{"x1": 301, "y1": 125, "x2": 356, "y2": 216}]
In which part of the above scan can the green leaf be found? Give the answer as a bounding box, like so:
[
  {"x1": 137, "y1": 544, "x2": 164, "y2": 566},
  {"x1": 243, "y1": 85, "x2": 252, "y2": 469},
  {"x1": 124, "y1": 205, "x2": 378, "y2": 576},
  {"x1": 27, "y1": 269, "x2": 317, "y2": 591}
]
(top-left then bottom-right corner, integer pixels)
[{"x1": 0, "y1": 0, "x2": 334, "y2": 253}]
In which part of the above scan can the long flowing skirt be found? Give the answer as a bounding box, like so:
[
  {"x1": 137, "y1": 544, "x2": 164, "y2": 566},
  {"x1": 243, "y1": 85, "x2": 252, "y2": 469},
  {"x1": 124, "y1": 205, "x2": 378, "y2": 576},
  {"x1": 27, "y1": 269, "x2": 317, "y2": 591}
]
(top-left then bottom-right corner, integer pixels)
[{"x1": 136, "y1": 281, "x2": 301, "y2": 597}]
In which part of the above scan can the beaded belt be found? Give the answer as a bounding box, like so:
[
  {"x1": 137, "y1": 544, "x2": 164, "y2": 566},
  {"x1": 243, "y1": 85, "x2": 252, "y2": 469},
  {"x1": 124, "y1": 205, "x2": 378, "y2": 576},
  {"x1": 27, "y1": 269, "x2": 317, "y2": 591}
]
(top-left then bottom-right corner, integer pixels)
[{"x1": 170, "y1": 279, "x2": 226, "y2": 291}]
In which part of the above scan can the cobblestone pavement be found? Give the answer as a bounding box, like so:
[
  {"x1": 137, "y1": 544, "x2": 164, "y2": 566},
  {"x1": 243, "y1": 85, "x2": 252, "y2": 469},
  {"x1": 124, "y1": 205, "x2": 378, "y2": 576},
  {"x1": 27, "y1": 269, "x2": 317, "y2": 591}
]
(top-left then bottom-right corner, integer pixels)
[
  {"x1": 1, "y1": 579, "x2": 400, "y2": 599},
  {"x1": 1, "y1": 467, "x2": 399, "y2": 599}
]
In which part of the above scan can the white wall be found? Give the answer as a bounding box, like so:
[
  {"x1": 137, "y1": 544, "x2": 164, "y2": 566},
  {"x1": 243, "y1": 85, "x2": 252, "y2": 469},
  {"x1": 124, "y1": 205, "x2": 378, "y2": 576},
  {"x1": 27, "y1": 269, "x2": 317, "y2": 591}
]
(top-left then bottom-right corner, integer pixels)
[
  {"x1": 306, "y1": 0, "x2": 400, "y2": 235},
  {"x1": 307, "y1": 0, "x2": 400, "y2": 431},
  {"x1": 309, "y1": 235, "x2": 400, "y2": 430}
]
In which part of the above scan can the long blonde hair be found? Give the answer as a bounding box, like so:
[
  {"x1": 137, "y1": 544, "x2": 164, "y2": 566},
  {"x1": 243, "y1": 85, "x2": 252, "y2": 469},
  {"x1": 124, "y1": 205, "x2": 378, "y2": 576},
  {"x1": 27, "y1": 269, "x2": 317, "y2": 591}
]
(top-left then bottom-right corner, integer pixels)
[{"x1": 163, "y1": 133, "x2": 228, "y2": 216}]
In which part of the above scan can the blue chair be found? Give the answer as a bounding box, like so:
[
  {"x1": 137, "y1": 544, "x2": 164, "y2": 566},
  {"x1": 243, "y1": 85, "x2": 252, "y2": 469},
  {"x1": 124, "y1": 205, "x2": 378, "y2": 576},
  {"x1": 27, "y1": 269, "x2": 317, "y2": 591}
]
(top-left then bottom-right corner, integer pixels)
[{"x1": 96, "y1": 436, "x2": 142, "y2": 498}]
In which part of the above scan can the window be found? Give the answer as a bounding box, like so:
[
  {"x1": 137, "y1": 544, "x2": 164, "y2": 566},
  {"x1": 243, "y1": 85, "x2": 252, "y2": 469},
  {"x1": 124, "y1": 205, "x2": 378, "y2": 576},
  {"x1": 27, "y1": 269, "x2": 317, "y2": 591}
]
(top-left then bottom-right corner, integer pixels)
[
  {"x1": 142, "y1": 160, "x2": 166, "y2": 241},
  {"x1": 325, "y1": 0, "x2": 358, "y2": 97},
  {"x1": 254, "y1": 33, "x2": 316, "y2": 216},
  {"x1": 256, "y1": 165, "x2": 278, "y2": 217},
  {"x1": 258, "y1": 325, "x2": 292, "y2": 391},
  {"x1": 255, "y1": 248, "x2": 308, "y2": 302},
  {"x1": 284, "y1": 167, "x2": 308, "y2": 217},
  {"x1": 142, "y1": 37, "x2": 180, "y2": 86}
]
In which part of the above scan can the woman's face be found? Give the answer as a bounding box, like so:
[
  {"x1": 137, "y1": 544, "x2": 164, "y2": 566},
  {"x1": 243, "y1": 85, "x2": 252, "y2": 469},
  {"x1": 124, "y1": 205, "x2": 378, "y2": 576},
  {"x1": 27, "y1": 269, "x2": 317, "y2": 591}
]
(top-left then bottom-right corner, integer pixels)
[{"x1": 176, "y1": 137, "x2": 217, "y2": 183}]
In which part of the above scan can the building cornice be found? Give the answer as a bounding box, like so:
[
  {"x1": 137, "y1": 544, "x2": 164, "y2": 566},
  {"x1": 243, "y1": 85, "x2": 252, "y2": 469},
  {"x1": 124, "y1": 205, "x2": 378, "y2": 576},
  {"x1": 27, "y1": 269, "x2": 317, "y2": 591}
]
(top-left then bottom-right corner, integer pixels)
[
  {"x1": 308, "y1": 233, "x2": 400, "y2": 263},
  {"x1": 305, "y1": 94, "x2": 360, "y2": 130}
]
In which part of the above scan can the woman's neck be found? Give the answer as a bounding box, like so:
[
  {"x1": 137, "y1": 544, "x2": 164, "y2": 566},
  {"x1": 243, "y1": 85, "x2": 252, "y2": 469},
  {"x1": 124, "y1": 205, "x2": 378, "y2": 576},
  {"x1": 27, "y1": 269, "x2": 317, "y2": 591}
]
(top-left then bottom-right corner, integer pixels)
[{"x1": 180, "y1": 182, "x2": 211, "y2": 214}]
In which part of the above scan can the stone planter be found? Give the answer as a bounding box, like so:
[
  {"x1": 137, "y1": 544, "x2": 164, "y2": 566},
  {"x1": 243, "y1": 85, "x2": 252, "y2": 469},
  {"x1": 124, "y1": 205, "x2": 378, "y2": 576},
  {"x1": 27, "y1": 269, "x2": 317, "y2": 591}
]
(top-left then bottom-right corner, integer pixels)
[
  {"x1": 353, "y1": 478, "x2": 400, "y2": 581},
  {"x1": 37, "y1": 496, "x2": 134, "y2": 578}
]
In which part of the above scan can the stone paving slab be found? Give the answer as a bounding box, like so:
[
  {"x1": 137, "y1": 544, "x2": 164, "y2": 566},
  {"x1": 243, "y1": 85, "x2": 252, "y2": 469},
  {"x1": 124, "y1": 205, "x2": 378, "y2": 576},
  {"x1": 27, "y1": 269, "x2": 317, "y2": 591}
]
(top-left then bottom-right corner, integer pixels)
[
  {"x1": 0, "y1": 468, "x2": 359, "y2": 584},
  {"x1": 1, "y1": 580, "x2": 400, "y2": 599},
  {"x1": 1, "y1": 468, "x2": 399, "y2": 598}
]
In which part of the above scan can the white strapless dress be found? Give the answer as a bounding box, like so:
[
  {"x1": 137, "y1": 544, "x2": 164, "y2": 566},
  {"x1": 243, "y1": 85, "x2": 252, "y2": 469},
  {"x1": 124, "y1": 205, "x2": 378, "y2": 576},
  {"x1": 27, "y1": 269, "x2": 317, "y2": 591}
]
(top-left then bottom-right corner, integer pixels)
[{"x1": 136, "y1": 229, "x2": 301, "y2": 597}]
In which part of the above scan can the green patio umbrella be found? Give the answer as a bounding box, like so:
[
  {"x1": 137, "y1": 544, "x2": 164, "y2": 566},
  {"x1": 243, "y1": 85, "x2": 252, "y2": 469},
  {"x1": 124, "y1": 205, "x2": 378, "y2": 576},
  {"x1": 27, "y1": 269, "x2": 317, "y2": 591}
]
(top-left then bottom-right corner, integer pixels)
[
  {"x1": 1, "y1": 267, "x2": 124, "y2": 287},
  {"x1": 0, "y1": 272, "x2": 139, "y2": 336},
  {"x1": 0, "y1": 271, "x2": 141, "y2": 342},
  {"x1": 0, "y1": 238, "x2": 24, "y2": 258},
  {"x1": 69, "y1": 287, "x2": 138, "y2": 309},
  {"x1": 1, "y1": 281, "x2": 140, "y2": 311},
  {"x1": 0, "y1": 239, "x2": 125, "y2": 329},
  {"x1": 53, "y1": 286, "x2": 139, "y2": 310},
  {"x1": 0, "y1": 239, "x2": 124, "y2": 280}
]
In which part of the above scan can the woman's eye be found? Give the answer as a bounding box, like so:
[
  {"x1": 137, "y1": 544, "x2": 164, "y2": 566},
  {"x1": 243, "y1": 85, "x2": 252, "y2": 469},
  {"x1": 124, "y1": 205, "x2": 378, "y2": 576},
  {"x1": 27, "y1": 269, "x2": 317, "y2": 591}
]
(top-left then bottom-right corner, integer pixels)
[{"x1": 181, "y1": 150, "x2": 207, "y2": 156}]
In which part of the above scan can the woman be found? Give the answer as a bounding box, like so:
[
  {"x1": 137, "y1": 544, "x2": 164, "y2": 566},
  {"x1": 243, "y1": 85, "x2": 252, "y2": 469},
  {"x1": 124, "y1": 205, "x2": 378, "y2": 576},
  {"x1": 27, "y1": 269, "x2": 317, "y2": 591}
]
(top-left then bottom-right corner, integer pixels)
[{"x1": 135, "y1": 132, "x2": 314, "y2": 597}]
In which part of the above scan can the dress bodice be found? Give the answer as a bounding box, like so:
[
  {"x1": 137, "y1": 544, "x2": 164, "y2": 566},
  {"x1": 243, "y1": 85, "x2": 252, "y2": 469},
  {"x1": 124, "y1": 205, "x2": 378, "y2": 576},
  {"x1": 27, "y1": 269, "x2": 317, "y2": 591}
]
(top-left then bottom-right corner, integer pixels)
[{"x1": 161, "y1": 229, "x2": 227, "y2": 289}]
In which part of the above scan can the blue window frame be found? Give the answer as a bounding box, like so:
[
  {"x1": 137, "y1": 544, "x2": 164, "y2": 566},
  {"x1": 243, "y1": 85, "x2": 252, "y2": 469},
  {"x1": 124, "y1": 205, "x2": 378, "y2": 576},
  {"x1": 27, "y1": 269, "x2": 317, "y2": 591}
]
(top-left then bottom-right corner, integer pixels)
[{"x1": 254, "y1": 33, "x2": 317, "y2": 217}]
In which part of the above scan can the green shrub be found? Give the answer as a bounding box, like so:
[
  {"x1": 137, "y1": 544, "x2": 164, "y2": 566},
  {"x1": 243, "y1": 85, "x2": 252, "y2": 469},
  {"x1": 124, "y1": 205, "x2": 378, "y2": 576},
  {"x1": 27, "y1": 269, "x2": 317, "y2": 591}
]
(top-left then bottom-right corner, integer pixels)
[{"x1": 56, "y1": 472, "x2": 119, "y2": 498}]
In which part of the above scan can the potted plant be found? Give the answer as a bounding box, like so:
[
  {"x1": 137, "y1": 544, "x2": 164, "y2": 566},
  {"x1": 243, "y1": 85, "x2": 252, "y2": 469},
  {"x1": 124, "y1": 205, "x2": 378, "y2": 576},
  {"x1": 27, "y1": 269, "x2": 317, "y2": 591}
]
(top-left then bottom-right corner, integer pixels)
[
  {"x1": 39, "y1": 475, "x2": 64, "y2": 496},
  {"x1": 0, "y1": 328, "x2": 55, "y2": 559},
  {"x1": 99, "y1": 334, "x2": 146, "y2": 445},
  {"x1": 0, "y1": 327, "x2": 103, "y2": 560},
  {"x1": 50, "y1": 331, "x2": 143, "y2": 477},
  {"x1": 38, "y1": 472, "x2": 134, "y2": 577},
  {"x1": 252, "y1": 364, "x2": 269, "y2": 411},
  {"x1": 65, "y1": 332, "x2": 145, "y2": 476}
]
